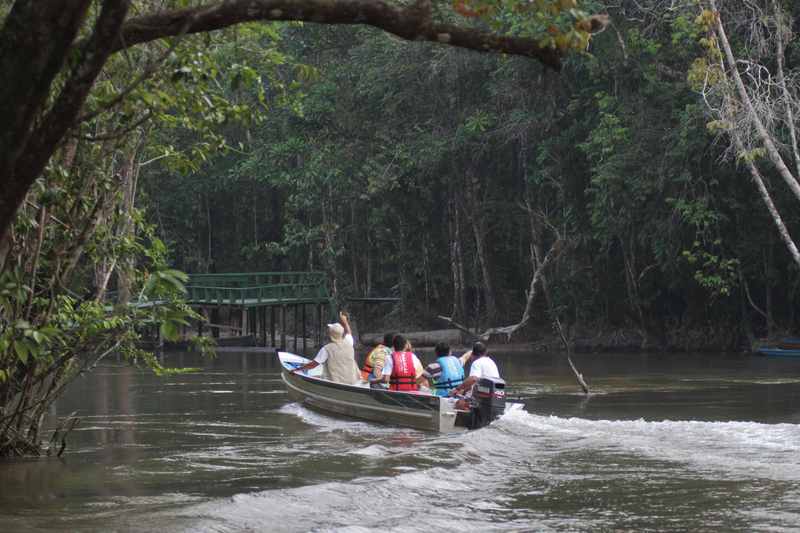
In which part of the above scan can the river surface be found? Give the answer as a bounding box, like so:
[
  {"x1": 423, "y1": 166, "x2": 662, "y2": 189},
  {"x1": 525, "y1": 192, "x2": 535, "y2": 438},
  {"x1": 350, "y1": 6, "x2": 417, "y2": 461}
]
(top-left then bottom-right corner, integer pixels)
[{"x1": 2, "y1": 350, "x2": 800, "y2": 532}]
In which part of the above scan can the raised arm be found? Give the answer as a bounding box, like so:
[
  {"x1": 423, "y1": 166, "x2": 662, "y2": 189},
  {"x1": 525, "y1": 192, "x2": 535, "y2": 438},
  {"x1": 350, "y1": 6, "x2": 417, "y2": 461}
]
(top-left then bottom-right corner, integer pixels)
[{"x1": 339, "y1": 311, "x2": 352, "y2": 337}]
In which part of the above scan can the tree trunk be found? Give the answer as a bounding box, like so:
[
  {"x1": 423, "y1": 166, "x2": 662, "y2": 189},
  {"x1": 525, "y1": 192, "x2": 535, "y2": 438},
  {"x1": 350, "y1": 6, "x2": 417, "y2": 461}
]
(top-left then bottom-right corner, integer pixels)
[
  {"x1": 116, "y1": 135, "x2": 143, "y2": 305},
  {"x1": 0, "y1": 1, "x2": 92, "y2": 246},
  {"x1": 771, "y1": 0, "x2": 800, "y2": 179},
  {"x1": 731, "y1": 129, "x2": 800, "y2": 268},
  {"x1": 766, "y1": 234, "x2": 774, "y2": 337},
  {"x1": 620, "y1": 238, "x2": 648, "y2": 341},
  {"x1": 361, "y1": 329, "x2": 463, "y2": 347},
  {"x1": 0, "y1": 0, "x2": 130, "y2": 251},
  {"x1": 448, "y1": 194, "x2": 466, "y2": 321},
  {"x1": 711, "y1": 0, "x2": 800, "y2": 201},
  {"x1": 350, "y1": 203, "x2": 359, "y2": 295},
  {"x1": 464, "y1": 171, "x2": 497, "y2": 322},
  {"x1": 366, "y1": 231, "x2": 373, "y2": 296},
  {"x1": 204, "y1": 193, "x2": 212, "y2": 271}
]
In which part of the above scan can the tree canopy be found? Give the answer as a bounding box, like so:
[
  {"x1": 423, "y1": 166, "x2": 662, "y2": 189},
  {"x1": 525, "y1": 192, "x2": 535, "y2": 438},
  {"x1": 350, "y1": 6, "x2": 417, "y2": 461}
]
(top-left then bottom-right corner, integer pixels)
[{"x1": 0, "y1": 0, "x2": 605, "y2": 251}]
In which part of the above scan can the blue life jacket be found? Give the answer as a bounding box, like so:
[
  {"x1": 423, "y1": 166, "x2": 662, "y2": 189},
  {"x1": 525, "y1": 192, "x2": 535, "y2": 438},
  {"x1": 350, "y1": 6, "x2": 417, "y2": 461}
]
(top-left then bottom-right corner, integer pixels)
[{"x1": 433, "y1": 355, "x2": 465, "y2": 397}]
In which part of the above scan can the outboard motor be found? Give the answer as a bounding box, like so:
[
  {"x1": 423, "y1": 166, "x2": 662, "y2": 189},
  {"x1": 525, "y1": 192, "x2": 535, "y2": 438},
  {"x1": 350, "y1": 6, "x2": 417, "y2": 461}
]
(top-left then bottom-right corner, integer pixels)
[{"x1": 467, "y1": 377, "x2": 506, "y2": 429}]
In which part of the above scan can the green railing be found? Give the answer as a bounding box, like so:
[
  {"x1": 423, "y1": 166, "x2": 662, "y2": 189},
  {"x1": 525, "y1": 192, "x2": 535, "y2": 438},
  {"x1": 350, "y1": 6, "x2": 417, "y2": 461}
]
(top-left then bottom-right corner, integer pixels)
[{"x1": 185, "y1": 272, "x2": 330, "y2": 306}]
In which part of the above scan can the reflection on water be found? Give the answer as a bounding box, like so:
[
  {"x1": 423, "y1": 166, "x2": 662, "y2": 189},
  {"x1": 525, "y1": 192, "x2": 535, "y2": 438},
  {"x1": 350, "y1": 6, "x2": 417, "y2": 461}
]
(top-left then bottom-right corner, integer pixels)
[{"x1": 2, "y1": 350, "x2": 800, "y2": 531}]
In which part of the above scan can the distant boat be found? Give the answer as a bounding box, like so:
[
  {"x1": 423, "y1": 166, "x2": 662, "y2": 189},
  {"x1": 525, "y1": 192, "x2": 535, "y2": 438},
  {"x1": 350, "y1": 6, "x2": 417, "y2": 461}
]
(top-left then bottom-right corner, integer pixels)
[
  {"x1": 777, "y1": 338, "x2": 800, "y2": 350},
  {"x1": 756, "y1": 345, "x2": 800, "y2": 357},
  {"x1": 278, "y1": 351, "x2": 509, "y2": 431}
]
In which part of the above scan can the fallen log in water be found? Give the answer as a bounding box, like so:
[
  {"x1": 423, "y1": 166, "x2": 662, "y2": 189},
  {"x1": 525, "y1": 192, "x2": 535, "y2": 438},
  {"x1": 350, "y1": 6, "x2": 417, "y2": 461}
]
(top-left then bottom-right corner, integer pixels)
[{"x1": 359, "y1": 329, "x2": 464, "y2": 347}]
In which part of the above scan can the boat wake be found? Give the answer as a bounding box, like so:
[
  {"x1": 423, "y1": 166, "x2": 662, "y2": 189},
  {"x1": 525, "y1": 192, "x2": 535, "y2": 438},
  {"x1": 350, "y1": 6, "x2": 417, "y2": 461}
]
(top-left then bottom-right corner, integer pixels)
[
  {"x1": 141, "y1": 407, "x2": 800, "y2": 532},
  {"x1": 495, "y1": 408, "x2": 800, "y2": 481}
]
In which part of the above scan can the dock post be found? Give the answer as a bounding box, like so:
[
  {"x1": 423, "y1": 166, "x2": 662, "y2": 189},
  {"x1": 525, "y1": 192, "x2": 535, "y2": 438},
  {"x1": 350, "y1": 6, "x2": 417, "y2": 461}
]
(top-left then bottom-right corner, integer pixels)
[
  {"x1": 211, "y1": 307, "x2": 220, "y2": 339},
  {"x1": 302, "y1": 304, "x2": 307, "y2": 355},
  {"x1": 281, "y1": 304, "x2": 287, "y2": 350},
  {"x1": 270, "y1": 305, "x2": 276, "y2": 347},
  {"x1": 293, "y1": 304, "x2": 299, "y2": 353},
  {"x1": 260, "y1": 307, "x2": 267, "y2": 346}
]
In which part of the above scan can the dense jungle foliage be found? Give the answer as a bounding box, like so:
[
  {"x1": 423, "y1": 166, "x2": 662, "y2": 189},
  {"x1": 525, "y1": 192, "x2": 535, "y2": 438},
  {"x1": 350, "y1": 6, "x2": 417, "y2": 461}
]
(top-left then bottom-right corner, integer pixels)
[
  {"x1": 2, "y1": 0, "x2": 800, "y2": 456},
  {"x1": 144, "y1": 2, "x2": 800, "y2": 351}
]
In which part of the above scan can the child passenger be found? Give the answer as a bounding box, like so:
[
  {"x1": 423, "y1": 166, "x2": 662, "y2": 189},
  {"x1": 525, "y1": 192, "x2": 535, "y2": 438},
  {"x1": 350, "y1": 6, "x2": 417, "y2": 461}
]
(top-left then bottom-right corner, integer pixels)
[{"x1": 420, "y1": 342, "x2": 465, "y2": 397}]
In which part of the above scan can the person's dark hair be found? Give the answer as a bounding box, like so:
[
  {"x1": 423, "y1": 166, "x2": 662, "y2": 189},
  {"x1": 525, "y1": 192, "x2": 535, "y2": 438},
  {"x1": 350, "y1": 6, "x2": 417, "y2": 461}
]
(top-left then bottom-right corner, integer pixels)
[
  {"x1": 472, "y1": 341, "x2": 487, "y2": 357},
  {"x1": 435, "y1": 342, "x2": 450, "y2": 358},
  {"x1": 392, "y1": 334, "x2": 407, "y2": 352},
  {"x1": 383, "y1": 332, "x2": 395, "y2": 347}
]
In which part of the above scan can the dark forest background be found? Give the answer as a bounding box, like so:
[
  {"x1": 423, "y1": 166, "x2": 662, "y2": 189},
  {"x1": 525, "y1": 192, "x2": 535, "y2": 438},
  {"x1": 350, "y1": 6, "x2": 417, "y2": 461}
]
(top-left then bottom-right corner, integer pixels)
[{"x1": 141, "y1": 9, "x2": 800, "y2": 350}]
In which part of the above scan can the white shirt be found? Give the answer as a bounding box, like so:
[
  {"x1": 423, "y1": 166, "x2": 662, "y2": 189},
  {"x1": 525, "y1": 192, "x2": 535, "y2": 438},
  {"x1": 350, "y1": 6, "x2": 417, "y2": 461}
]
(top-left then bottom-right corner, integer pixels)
[
  {"x1": 381, "y1": 351, "x2": 424, "y2": 376},
  {"x1": 313, "y1": 334, "x2": 354, "y2": 364},
  {"x1": 469, "y1": 356, "x2": 500, "y2": 379}
]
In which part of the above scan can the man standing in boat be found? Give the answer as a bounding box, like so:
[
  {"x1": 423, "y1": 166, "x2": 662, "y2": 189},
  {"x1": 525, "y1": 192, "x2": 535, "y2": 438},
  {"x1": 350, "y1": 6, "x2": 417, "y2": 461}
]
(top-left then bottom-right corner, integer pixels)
[
  {"x1": 449, "y1": 341, "x2": 501, "y2": 408},
  {"x1": 291, "y1": 312, "x2": 360, "y2": 384}
]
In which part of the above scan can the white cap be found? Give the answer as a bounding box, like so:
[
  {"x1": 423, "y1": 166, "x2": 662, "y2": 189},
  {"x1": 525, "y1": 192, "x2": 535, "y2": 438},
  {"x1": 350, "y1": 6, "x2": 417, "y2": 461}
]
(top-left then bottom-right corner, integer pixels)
[{"x1": 327, "y1": 322, "x2": 344, "y2": 340}]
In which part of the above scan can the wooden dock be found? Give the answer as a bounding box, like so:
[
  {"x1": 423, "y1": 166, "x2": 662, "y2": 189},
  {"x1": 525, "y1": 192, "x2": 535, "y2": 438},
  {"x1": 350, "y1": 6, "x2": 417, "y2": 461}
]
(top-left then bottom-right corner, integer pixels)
[{"x1": 185, "y1": 272, "x2": 334, "y2": 354}]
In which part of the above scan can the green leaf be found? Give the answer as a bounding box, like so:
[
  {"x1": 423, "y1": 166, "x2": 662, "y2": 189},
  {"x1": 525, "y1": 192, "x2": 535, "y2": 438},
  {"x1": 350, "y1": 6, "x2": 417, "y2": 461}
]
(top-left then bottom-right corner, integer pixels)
[
  {"x1": 160, "y1": 321, "x2": 179, "y2": 341},
  {"x1": 14, "y1": 341, "x2": 29, "y2": 364}
]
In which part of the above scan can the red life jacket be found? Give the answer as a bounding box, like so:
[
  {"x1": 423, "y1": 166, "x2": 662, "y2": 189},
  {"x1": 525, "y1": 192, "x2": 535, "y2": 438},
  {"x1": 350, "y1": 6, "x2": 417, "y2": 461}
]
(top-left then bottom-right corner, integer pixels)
[{"x1": 389, "y1": 351, "x2": 418, "y2": 391}]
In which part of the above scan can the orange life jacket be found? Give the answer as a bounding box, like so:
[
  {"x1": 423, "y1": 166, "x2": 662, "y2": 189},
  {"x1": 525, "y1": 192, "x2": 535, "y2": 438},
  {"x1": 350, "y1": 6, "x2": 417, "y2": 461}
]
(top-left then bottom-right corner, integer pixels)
[
  {"x1": 360, "y1": 360, "x2": 373, "y2": 381},
  {"x1": 360, "y1": 344, "x2": 385, "y2": 380}
]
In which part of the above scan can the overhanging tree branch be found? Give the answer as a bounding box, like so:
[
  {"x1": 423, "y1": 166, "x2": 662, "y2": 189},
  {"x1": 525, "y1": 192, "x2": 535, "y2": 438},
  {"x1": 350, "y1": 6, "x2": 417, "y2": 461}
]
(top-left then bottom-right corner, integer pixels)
[
  {"x1": 110, "y1": 0, "x2": 562, "y2": 70},
  {"x1": 0, "y1": 0, "x2": 570, "y2": 256}
]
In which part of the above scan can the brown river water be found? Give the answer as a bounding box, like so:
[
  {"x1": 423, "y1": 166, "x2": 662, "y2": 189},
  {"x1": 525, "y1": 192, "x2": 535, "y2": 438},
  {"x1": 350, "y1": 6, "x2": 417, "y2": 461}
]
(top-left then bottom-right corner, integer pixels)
[{"x1": 2, "y1": 350, "x2": 800, "y2": 532}]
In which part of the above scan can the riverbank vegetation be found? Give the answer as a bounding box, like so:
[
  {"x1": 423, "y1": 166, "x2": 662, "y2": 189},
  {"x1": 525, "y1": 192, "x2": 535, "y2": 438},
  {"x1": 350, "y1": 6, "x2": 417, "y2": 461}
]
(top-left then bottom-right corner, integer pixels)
[{"x1": 2, "y1": 0, "x2": 800, "y2": 455}]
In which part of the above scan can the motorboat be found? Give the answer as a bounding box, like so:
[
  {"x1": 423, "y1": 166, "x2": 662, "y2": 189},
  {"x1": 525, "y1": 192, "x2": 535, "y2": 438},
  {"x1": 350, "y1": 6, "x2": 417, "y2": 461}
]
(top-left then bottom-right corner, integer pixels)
[
  {"x1": 756, "y1": 346, "x2": 800, "y2": 357},
  {"x1": 278, "y1": 351, "x2": 508, "y2": 431}
]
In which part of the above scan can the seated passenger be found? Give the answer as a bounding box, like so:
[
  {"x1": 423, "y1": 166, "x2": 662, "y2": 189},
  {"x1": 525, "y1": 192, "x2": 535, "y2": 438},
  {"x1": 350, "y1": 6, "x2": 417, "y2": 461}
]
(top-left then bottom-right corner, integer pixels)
[
  {"x1": 292, "y1": 312, "x2": 360, "y2": 384},
  {"x1": 362, "y1": 332, "x2": 394, "y2": 383},
  {"x1": 381, "y1": 334, "x2": 424, "y2": 392},
  {"x1": 449, "y1": 341, "x2": 501, "y2": 408},
  {"x1": 420, "y1": 342, "x2": 465, "y2": 397},
  {"x1": 404, "y1": 338, "x2": 429, "y2": 389}
]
